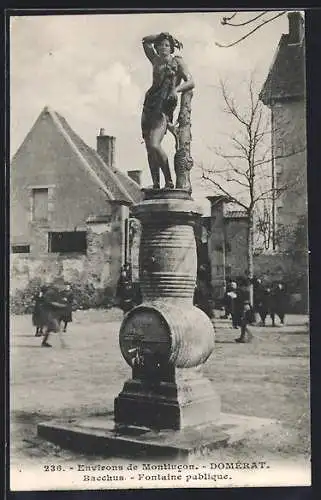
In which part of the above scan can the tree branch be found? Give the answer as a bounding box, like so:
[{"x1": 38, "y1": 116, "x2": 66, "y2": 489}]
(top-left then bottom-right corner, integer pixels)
[
  {"x1": 201, "y1": 171, "x2": 248, "y2": 211},
  {"x1": 219, "y1": 157, "x2": 251, "y2": 183},
  {"x1": 220, "y1": 79, "x2": 250, "y2": 128},
  {"x1": 221, "y1": 12, "x2": 237, "y2": 23},
  {"x1": 252, "y1": 184, "x2": 289, "y2": 205},
  {"x1": 226, "y1": 177, "x2": 250, "y2": 189},
  {"x1": 215, "y1": 12, "x2": 287, "y2": 48},
  {"x1": 254, "y1": 146, "x2": 306, "y2": 168},
  {"x1": 221, "y1": 12, "x2": 267, "y2": 27},
  {"x1": 231, "y1": 135, "x2": 249, "y2": 158}
]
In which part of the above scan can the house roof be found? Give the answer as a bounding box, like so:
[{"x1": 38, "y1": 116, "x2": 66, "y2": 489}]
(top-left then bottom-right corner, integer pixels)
[
  {"x1": 18, "y1": 106, "x2": 143, "y2": 205},
  {"x1": 224, "y1": 210, "x2": 248, "y2": 219},
  {"x1": 259, "y1": 33, "x2": 305, "y2": 105}
]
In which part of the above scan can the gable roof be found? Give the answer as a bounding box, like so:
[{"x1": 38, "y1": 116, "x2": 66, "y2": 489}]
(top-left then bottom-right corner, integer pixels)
[
  {"x1": 14, "y1": 106, "x2": 143, "y2": 205},
  {"x1": 259, "y1": 33, "x2": 305, "y2": 105}
]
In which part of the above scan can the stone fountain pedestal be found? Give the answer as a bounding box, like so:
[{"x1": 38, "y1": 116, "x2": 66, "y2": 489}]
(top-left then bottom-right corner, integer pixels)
[
  {"x1": 114, "y1": 189, "x2": 221, "y2": 432},
  {"x1": 37, "y1": 190, "x2": 275, "y2": 459}
]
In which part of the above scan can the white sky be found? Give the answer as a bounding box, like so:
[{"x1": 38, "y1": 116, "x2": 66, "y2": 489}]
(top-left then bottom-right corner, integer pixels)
[{"x1": 10, "y1": 11, "x2": 290, "y2": 214}]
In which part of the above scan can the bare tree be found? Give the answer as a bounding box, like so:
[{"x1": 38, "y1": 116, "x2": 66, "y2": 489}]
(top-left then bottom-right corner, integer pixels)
[
  {"x1": 201, "y1": 77, "x2": 303, "y2": 304},
  {"x1": 216, "y1": 11, "x2": 287, "y2": 48}
]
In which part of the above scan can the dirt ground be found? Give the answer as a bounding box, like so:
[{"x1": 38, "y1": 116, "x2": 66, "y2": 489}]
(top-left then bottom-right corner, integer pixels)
[{"x1": 9, "y1": 308, "x2": 310, "y2": 467}]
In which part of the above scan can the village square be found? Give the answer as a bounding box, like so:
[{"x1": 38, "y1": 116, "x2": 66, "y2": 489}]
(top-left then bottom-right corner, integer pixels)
[{"x1": 9, "y1": 10, "x2": 310, "y2": 490}]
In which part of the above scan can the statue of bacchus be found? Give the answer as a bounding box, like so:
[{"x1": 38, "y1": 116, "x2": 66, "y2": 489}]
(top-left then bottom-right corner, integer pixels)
[{"x1": 141, "y1": 32, "x2": 195, "y2": 192}]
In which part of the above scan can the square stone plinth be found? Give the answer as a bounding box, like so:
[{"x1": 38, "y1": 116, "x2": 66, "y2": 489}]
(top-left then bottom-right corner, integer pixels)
[{"x1": 37, "y1": 412, "x2": 276, "y2": 460}]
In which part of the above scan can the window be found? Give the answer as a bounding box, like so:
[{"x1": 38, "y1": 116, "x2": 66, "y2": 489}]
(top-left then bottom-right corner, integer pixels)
[
  {"x1": 11, "y1": 244, "x2": 30, "y2": 254},
  {"x1": 33, "y1": 188, "x2": 48, "y2": 221},
  {"x1": 48, "y1": 231, "x2": 87, "y2": 254}
]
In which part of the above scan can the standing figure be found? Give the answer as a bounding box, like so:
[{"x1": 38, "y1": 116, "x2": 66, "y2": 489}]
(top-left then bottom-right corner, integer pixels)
[
  {"x1": 257, "y1": 284, "x2": 273, "y2": 326},
  {"x1": 193, "y1": 265, "x2": 213, "y2": 319},
  {"x1": 40, "y1": 282, "x2": 68, "y2": 347},
  {"x1": 116, "y1": 265, "x2": 135, "y2": 314},
  {"x1": 234, "y1": 280, "x2": 254, "y2": 343},
  {"x1": 271, "y1": 282, "x2": 287, "y2": 326},
  {"x1": 141, "y1": 32, "x2": 195, "y2": 189},
  {"x1": 32, "y1": 285, "x2": 47, "y2": 336},
  {"x1": 59, "y1": 283, "x2": 74, "y2": 333}
]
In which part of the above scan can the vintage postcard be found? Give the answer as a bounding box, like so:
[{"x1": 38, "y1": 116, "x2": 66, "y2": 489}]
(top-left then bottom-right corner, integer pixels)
[{"x1": 8, "y1": 10, "x2": 310, "y2": 491}]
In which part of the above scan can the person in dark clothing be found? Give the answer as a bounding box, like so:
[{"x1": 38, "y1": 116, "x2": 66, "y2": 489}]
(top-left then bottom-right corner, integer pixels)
[
  {"x1": 59, "y1": 283, "x2": 74, "y2": 332},
  {"x1": 116, "y1": 265, "x2": 136, "y2": 313},
  {"x1": 257, "y1": 284, "x2": 273, "y2": 326},
  {"x1": 32, "y1": 286, "x2": 47, "y2": 336},
  {"x1": 234, "y1": 281, "x2": 254, "y2": 343},
  {"x1": 40, "y1": 283, "x2": 68, "y2": 347},
  {"x1": 194, "y1": 265, "x2": 213, "y2": 319},
  {"x1": 271, "y1": 282, "x2": 287, "y2": 326}
]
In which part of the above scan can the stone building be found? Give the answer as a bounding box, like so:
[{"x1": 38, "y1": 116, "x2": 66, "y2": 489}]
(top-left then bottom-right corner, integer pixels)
[
  {"x1": 10, "y1": 106, "x2": 142, "y2": 294},
  {"x1": 259, "y1": 11, "x2": 307, "y2": 250},
  {"x1": 206, "y1": 196, "x2": 248, "y2": 300},
  {"x1": 204, "y1": 195, "x2": 305, "y2": 310}
]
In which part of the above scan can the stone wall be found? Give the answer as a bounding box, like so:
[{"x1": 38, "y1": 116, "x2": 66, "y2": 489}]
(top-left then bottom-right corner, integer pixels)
[
  {"x1": 207, "y1": 197, "x2": 249, "y2": 299},
  {"x1": 86, "y1": 205, "x2": 126, "y2": 290},
  {"x1": 253, "y1": 252, "x2": 290, "y2": 281},
  {"x1": 207, "y1": 199, "x2": 226, "y2": 299},
  {"x1": 225, "y1": 218, "x2": 248, "y2": 280},
  {"x1": 10, "y1": 205, "x2": 126, "y2": 298},
  {"x1": 272, "y1": 99, "x2": 307, "y2": 249}
]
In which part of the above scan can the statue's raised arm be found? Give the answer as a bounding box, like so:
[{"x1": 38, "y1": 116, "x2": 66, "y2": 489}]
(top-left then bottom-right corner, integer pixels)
[{"x1": 142, "y1": 34, "x2": 159, "y2": 63}]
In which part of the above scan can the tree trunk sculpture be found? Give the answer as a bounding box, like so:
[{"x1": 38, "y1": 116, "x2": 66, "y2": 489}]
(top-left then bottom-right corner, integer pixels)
[{"x1": 174, "y1": 90, "x2": 194, "y2": 194}]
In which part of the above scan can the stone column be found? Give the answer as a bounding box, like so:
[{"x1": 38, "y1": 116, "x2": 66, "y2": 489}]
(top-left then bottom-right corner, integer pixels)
[{"x1": 114, "y1": 190, "x2": 220, "y2": 431}]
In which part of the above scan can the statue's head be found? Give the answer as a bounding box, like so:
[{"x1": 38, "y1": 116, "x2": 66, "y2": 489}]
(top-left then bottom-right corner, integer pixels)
[{"x1": 154, "y1": 32, "x2": 176, "y2": 55}]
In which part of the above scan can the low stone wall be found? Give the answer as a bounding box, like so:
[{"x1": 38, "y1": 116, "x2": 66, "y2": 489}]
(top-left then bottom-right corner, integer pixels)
[
  {"x1": 10, "y1": 250, "x2": 120, "y2": 314},
  {"x1": 9, "y1": 252, "x2": 119, "y2": 314},
  {"x1": 10, "y1": 254, "x2": 86, "y2": 292}
]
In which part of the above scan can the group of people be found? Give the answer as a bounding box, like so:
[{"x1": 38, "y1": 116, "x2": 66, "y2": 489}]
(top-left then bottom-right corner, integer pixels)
[
  {"x1": 32, "y1": 268, "x2": 286, "y2": 348},
  {"x1": 32, "y1": 279, "x2": 73, "y2": 347},
  {"x1": 222, "y1": 277, "x2": 288, "y2": 343},
  {"x1": 253, "y1": 278, "x2": 287, "y2": 327}
]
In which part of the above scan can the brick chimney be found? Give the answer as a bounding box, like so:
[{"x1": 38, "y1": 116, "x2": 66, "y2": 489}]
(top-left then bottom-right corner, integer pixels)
[
  {"x1": 97, "y1": 128, "x2": 116, "y2": 169},
  {"x1": 127, "y1": 170, "x2": 142, "y2": 186},
  {"x1": 288, "y1": 12, "x2": 304, "y2": 44}
]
